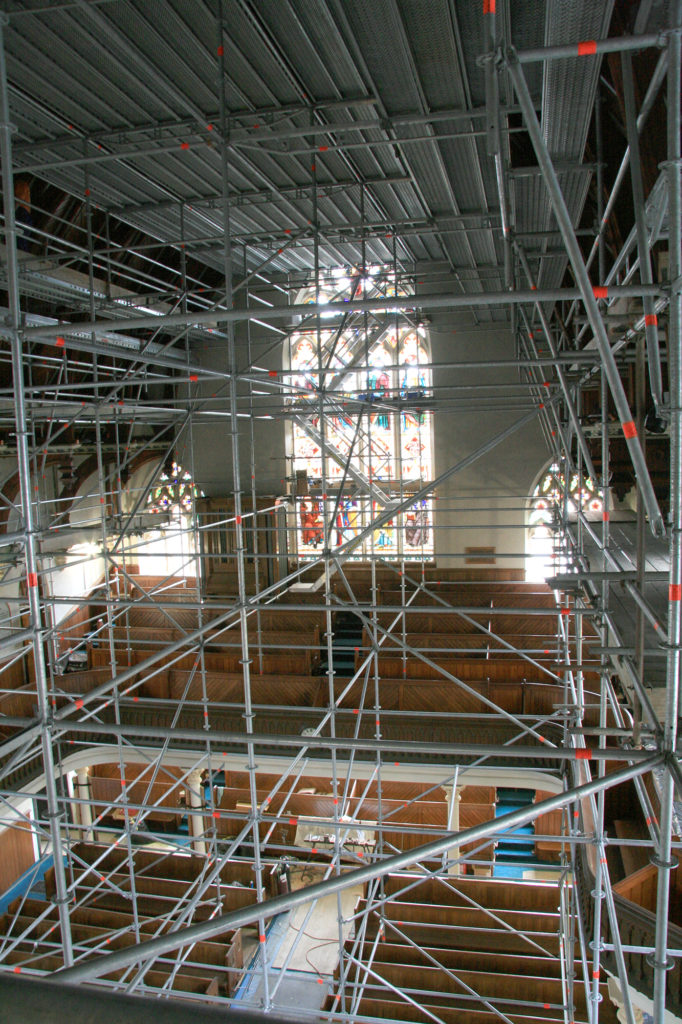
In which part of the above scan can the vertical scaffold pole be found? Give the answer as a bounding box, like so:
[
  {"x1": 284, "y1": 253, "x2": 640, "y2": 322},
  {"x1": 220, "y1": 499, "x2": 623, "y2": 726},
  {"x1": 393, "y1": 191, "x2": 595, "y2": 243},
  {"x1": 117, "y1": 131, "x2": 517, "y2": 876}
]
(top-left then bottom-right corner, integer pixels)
[
  {"x1": 653, "y1": 6, "x2": 682, "y2": 1020},
  {"x1": 216, "y1": 3, "x2": 270, "y2": 1006},
  {"x1": 0, "y1": 11, "x2": 74, "y2": 966}
]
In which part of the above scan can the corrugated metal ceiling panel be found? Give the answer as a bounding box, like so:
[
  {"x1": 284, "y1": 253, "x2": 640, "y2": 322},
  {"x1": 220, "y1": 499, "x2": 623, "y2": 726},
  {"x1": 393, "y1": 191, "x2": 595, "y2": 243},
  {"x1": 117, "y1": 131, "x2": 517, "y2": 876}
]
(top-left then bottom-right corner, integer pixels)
[{"x1": 2, "y1": 0, "x2": 616, "y2": 285}]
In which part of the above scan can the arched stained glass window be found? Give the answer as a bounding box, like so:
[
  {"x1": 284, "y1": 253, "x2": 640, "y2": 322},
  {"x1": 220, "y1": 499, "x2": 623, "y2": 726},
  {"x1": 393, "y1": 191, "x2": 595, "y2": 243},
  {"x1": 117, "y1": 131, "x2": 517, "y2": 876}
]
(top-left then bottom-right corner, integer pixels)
[
  {"x1": 290, "y1": 326, "x2": 432, "y2": 484},
  {"x1": 527, "y1": 462, "x2": 603, "y2": 580},
  {"x1": 147, "y1": 462, "x2": 203, "y2": 518},
  {"x1": 286, "y1": 267, "x2": 434, "y2": 560}
]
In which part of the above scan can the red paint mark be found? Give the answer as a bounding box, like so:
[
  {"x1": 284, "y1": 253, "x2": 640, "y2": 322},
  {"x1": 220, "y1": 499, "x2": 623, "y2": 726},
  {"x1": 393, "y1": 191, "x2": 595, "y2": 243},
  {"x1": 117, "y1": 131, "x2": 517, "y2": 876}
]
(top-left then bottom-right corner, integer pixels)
[
  {"x1": 217, "y1": 45, "x2": 224, "y2": 56},
  {"x1": 645, "y1": 313, "x2": 658, "y2": 327},
  {"x1": 180, "y1": 142, "x2": 189, "y2": 150},
  {"x1": 622, "y1": 419, "x2": 637, "y2": 439},
  {"x1": 483, "y1": 0, "x2": 495, "y2": 11},
  {"x1": 593, "y1": 285, "x2": 608, "y2": 299},
  {"x1": 189, "y1": 374, "x2": 198, "y2": 382},
  {"x1": 670, "y1": 584, "x2": 682, "y2": 602},
  {"x1": 28, "y1": 572, "x2": 38, "y2": 588},
  {"x1": 319, "y1": 145, "x2": 328, "y2": 152},
  {"x1": 577, "y1": 40, "x2": 597, "y2": 55},
  {"x1": 575, "y1": 749, "x2": 592, "y2": 760},
  {"x1": 56, "y1": 336, "x2": 65, "y2": 348}
]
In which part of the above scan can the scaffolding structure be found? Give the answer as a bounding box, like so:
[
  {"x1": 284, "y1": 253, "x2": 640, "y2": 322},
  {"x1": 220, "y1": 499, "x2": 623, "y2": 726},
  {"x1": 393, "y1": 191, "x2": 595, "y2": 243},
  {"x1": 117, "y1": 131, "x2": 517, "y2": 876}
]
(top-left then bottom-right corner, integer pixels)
[{"x1": 0, "y1": 2, "x2": 680, "y2": 1022}]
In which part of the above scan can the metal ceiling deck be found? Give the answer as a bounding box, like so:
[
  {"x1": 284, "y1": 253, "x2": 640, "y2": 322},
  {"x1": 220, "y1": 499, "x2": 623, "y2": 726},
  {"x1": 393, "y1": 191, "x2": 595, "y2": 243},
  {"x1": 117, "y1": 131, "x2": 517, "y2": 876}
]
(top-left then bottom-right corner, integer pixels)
[{"x1": 0, "y1": 0, "x2": 652, "y2": 295}]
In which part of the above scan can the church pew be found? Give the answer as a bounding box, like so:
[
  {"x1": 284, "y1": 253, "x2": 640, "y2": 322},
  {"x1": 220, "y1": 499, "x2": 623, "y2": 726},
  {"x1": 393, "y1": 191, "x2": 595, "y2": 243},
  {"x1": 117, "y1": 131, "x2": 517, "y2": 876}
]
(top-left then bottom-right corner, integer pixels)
[
  {"x1": 336, "y1": 958, "x2": 582, "y2": 1014},
  {"x1": 359, "y1": 653, "x2": 552, "y2": 683},
  {"x1": 357, "y1": 896, "x2": 560, "y2": 935},
  {"x1": 331, "y1": 996, "x2": 560, "y2": 1024},
  {"x1": 91, "y1": 644, "x2": 317, "y2": 677},
  {"x1": 166, "y1": 671, "x2": 323, "y2": 706},
  {"x1": 6, "y1": 894, "x2": 244, "y2": 993},
  {"x1": 380, "y1": 873, "x2": 560, "y2": 912},
  {"x1": 351, "y1": 939, "x2": 564, "y2": 979},
  {"x1": 0, "y1": 941, "x2": 224, "y2": 997}
]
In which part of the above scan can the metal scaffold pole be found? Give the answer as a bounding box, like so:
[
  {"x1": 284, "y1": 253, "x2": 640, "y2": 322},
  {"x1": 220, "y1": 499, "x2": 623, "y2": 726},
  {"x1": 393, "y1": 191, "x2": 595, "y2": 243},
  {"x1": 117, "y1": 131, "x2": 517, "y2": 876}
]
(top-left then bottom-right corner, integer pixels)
[
  {"x1": 0, "y1": 11, "x2": 74, "y2": 968},
  {"x1": 216, "y1": 1, "x2": 270, "y2": 1006},
  {"x1": 653, "y1": 4, "x2": 682, "y2": 1020}
]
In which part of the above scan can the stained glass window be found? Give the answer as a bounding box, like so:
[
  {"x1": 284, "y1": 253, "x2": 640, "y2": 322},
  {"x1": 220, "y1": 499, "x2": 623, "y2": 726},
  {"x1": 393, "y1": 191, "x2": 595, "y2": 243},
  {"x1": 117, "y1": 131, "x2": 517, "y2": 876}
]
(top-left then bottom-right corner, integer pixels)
[
  {"x1": 289, "y1": 275, "x2": 432, "y2": 477},
  {"x1": 294, "y1": 496, "x2": 433, "y2": 560},
  {"x1": 287, "y1": 268, "x2": 434, "y2": 560},
  {"x1": 147, "y1": 462, "x2": 203, "y2": 517},
  {"x1": 530, "y1": 464, "x2": 603, "y2": 523},
  {"x1": 527, "y1": 463, "x2": 603, "y2": 580},
  {"x1": 290, "y1": 326, "x2": 431, "y2": 484}
]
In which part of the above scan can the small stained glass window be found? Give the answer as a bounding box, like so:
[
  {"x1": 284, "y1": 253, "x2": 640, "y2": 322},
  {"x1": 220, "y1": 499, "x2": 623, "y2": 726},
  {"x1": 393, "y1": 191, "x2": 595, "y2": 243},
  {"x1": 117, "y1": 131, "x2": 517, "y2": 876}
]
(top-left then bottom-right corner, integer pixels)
[
  {"x1": 527, "y1": 463, "x2": 603, "y2": 580},
  {"x1": 147, "y1": 462, "x2": 203, "y2": 517}
]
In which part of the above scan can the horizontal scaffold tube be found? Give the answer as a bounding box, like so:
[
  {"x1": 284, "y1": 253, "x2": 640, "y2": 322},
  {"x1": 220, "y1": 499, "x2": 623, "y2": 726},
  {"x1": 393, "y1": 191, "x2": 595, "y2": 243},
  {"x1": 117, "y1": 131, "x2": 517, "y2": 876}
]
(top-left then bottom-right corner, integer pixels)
[
  {"x1": 17, "y1": 718, "x2": 663, "y2": 763},
  {"x1": 23, "y1": 284, "x2": 662, "y2": 342}
]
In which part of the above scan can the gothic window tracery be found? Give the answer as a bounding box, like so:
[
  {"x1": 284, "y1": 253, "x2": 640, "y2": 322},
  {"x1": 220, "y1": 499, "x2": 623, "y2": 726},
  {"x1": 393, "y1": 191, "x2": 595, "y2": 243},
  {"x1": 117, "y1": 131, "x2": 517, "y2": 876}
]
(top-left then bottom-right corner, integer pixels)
[
  {"x1": 527, "y1": 463, "x2": 603, "y2": 579},
  {"x1": 147, "y1": 462, "x2": 203, "y2": 518}
]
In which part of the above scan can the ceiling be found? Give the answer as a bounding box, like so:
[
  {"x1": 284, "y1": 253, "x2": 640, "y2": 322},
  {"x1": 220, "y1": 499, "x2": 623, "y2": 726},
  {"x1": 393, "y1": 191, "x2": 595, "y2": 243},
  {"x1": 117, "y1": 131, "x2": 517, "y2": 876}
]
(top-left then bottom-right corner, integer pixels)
[{"x1": 4, "y1": 0, "x2": 667, "y2": 318}]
